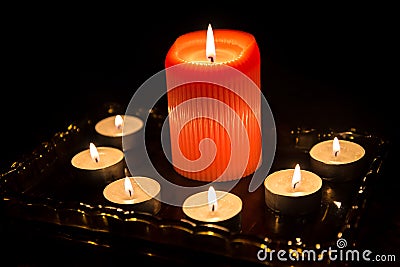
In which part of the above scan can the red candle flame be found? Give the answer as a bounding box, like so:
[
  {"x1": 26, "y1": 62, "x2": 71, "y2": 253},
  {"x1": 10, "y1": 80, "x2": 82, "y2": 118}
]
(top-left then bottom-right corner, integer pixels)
[{"x1": 206, "y1": 24, "x2": 216, "y2": 62}]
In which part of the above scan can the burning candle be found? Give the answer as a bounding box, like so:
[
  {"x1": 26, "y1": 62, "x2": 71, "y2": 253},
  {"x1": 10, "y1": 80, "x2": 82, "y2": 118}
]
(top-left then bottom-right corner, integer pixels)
[
  {"x1": 182, "y1": 186, "x2": 242, "y2": 232},
  {"x1": 95, "y1": 114, "x2": 144, "y2": 151},
  {"x1": 264, "y1": 164, "x2": 322, "y2": 216},
  {"x1": 165, "y1": 24, "x2": 262, "y2": 182},
  {"x1": 103, "y1": 176, "x2": 161, "y2": 215},
  {"x1": 71, "y1": 143, "x2": 124, "y2": 187},
  {"x1": 309, "y1": 137, "x2": 366, "y2": 182}
]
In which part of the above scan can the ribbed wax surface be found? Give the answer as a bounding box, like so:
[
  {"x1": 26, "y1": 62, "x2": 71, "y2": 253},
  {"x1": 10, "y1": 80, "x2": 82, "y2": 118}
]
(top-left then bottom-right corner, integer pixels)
[{"x1": 165, "y1": 29, "x2": 261, "y2": 182}]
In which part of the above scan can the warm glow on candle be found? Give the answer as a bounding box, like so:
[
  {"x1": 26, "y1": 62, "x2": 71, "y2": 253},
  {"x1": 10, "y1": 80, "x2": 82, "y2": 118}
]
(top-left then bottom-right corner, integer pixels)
[
  {"x1": 114, "y1": 115, "x2": 124, "y2": 130},
  {"x1": 292, "y1": 164, "x2": 301, "y2": 189},
  {"x1": 333, "y1": 137, "x2": 340, "y2": 157},
  {"x1": 89, "y1": 142, "x2": 100, "y2": 163},
  {"x1": 206, "y1": 24, "x2": 216, "y2": 62},
  {"x1": 124, "y1": 177, "x2": 134, "y2": 198},
  {"x1": 208, "y1": 186, "x2": 218, "y2": 212},
  {"x1": 165, "y1": 26, "x2": 262, "y2": 182}
]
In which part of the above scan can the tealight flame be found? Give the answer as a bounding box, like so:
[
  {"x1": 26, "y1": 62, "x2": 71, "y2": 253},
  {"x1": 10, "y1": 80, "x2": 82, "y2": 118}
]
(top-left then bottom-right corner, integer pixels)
[
  {"x1": 208, "y1": 186, "x2": 218, "y2": 212},
  {"x1": 333, "y1": 137, "x2": 340, "y2": 157},
  {"x1": 115, "y1": 115, "x2": 124, "y2": 130},
  {"x1": 206, "y1": 24, "x2": 216, "y2": 62},
  {"x1": 89, "y1": 142, "x2": 100, "y2": 163},
  {"x1": 124, "y1": 177, "x2": 134, "y2": 198},
  {"x1": 292, "y1": 164, "x2": 301, "y2": 189}
]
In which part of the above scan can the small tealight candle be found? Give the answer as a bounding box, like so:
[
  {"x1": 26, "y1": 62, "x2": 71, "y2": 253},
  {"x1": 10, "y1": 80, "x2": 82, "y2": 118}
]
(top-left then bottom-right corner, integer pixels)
[
  {"x1": 103, "y1": 176, "x2": 161, "y2": 215},
  {"x1": 264, "y1": 164, "x2": 322, "y2": 216},
  {"x1": 95, "y1": 114, "x2": 144, "y2": 151},
  {"x1": 182, "y1": 186, "x2": 242, "y2": 232},
  {"x1": 71, "y1": 143, "x2": 125, "y2": 187},
  {"x1": 309, "y1": 137, "x2": 366, "y2": 182}
]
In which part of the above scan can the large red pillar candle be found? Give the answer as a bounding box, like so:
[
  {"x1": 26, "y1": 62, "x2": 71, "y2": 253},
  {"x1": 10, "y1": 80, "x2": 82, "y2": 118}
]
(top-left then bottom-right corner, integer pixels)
[{"x1": 165, "y1": 25, "x2": 262, "y2": 182}]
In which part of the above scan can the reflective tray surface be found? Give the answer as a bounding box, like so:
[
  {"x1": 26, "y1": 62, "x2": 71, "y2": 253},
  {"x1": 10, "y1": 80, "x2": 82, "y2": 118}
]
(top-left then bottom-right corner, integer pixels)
[{"x1": 0, "y1": 102, "x2": 389, "y2": 266}]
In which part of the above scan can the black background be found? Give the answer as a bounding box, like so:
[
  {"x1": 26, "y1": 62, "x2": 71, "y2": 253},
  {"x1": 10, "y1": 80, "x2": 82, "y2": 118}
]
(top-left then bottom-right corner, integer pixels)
[
  {"x1": 3, "y1": 4, "x2": 396, "y2": 166},
  {"x1": 2, "y1": 2, "x2": 398, "y2": 266}
]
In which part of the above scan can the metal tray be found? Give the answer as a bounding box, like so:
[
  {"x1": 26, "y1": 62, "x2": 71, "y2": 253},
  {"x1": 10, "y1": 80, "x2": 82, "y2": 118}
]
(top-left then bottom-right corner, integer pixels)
[{"x1": 0, "y1": 102, "x2": 389, "y2": 266}]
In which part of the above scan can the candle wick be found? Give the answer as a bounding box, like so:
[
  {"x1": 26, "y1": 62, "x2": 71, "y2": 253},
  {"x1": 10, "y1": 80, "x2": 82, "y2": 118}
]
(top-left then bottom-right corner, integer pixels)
[
  {"x1": 212, "y1": 204, "x2": 215, "y2": 212},
  {"x1": 208, "y1": 56, "x2": 214, "y2": 63},
  {"x1": 95, "y1": 157, "x2": 99, "y2": 163},
  {"x1": 334, "y1": 151, "x2": 339, "y2": 157},
  {"x1": 129, "y1": 189, "x2": 132, "y2": 198},
  {"x1": 293, "y1": 181, "x2": 299, "y2": 189}
]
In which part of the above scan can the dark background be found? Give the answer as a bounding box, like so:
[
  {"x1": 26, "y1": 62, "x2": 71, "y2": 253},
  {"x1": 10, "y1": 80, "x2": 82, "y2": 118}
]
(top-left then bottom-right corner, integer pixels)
[
  {"x1": 3, "y1": 4, "x2": 396, "y2": 164},
  {"x1": 2, "y1": 3, "x2": 398, "y2": 266}
]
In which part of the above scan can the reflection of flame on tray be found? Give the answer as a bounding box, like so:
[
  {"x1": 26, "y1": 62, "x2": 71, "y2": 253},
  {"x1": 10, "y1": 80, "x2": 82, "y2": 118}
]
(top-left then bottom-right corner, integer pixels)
[{"x1": 0, "y1": 103, "x2": 390, "y2": 265}]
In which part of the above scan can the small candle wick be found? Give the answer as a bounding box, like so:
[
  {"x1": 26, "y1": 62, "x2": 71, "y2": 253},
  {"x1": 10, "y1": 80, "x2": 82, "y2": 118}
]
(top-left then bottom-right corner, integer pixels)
[
  {"x1": 334, "y1": 150, "x2": 339, "y2": 157},
  {"x1": 211, "y1": 203, "x2": 215, "y2": 212},
  {"x1": 95, "y1": 157, "x2": 99, "y2": 163},
  {"x1": 128, "y1": 189, "x2": 132, "y2": 198},
  {"x1": 208, "y1": 56, "x2": 214, "y2": 63},
  {"x1": 293, "y1": 181, "x2": 299, "y2": 189}
]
